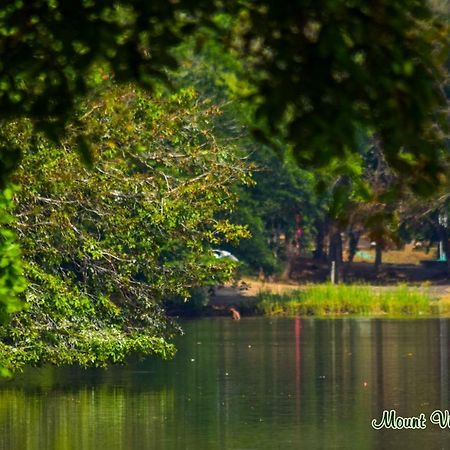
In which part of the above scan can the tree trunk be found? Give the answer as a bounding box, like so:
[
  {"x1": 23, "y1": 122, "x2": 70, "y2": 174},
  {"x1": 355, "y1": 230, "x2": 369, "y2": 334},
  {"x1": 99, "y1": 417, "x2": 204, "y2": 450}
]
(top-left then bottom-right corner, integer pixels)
[
  {"x1": 344, "y1": 230, "x2": 360, "y2": 280},
  {"x1": 348, "y1": 230, "x2": 360, "y2": 263},
  {"x1": 374, "y1": 243, "x2": 382, "y2": 270},
  {"x1": 329, "y1": 231, "x2": 343, "y2": 283},
  {"x1": 282, "y1": 237, "x2": 298, "y2": 280},
  {"x1": 313, "y1": 222, "x2": 327, "y2": 261}
]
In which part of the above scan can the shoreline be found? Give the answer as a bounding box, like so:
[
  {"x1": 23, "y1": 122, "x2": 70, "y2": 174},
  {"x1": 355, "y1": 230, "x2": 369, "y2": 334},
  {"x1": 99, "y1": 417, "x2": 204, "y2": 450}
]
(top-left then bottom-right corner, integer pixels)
[{"x1": 168, "y1": 279, "x2": 450, "y2": 319}]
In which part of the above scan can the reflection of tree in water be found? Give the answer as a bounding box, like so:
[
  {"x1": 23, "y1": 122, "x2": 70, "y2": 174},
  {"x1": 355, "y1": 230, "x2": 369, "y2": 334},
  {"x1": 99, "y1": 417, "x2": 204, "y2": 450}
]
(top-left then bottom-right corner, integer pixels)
[{"x1": 1, "y1": 319, "x2": 450, "y2": 449}]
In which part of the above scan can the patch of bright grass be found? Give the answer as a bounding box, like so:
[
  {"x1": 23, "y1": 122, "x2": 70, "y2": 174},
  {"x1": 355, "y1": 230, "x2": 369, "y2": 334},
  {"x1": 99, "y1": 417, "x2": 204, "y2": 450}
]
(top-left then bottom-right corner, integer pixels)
[{"x1": 256, "y1": 283, "x2": 435, "y2": 317}]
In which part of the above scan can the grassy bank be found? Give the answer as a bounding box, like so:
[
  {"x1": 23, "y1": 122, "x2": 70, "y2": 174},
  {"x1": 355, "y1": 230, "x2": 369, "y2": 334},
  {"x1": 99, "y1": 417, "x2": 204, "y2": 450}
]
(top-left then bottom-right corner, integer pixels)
[{"x1": 256, "y1": 284, "x2": 443, "y2": 317}]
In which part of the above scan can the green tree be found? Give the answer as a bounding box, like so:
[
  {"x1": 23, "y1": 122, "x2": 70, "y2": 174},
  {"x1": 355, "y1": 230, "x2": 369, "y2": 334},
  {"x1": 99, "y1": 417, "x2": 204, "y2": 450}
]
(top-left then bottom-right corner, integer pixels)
[
  {"x1": 235, "y1": 0, "x2": 449, "y2": 193},
  {"x1": 0, "y1": 85, "x2": 249, "y2": 371},
  {"x1": 175, "y1": 34, "x2": 323, "y2": 277},
  {"x1": 0, "y1": 1, "x2": 447, "y2": 186}
]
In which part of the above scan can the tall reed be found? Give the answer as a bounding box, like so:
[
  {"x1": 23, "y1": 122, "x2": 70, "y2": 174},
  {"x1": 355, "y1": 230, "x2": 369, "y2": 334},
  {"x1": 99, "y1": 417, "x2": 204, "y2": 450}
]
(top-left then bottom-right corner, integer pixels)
[{"x1": 256, "y1": 284, "x2": 436, "y2": 317}]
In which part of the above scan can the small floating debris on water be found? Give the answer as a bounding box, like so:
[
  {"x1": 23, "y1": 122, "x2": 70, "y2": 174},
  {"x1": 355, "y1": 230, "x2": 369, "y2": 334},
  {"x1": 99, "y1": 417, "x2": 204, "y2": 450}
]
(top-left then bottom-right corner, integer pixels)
[
  {"x1": 318, "y1": 375, "x2": 326, "y2": 379},
  {"x1": 190, "y1": 358, "x2": 195, "y2": 362},
  {"x1": 248, "y1": 345, "x2": 252, "y2": 348},
  {"x1": 363, "y1": 381, "x2": 368, "y2": 387}
]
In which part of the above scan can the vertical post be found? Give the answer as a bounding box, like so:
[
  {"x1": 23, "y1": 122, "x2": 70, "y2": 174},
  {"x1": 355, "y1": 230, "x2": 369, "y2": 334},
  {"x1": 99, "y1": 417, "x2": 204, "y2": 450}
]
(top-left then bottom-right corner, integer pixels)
[
  {"x1": 331, "y1": 260, "x2": 336, "y2": 284},
  {"x1": 438, "y1": 212, "x2": 448, "y2": 262},
  {"x1": 374, "y1": 242, "x2": 382, "y2": 270}
]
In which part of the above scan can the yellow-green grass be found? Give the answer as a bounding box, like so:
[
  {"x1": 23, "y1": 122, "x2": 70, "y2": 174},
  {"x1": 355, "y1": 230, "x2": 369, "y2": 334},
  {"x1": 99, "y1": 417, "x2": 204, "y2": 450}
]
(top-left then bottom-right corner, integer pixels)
[{"x1": 256, "y1": 284, "x2": 444, "y2": 317}]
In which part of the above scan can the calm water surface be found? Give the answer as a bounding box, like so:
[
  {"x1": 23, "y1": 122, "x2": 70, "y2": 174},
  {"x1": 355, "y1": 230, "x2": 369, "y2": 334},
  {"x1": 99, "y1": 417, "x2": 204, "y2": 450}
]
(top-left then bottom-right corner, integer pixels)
[{"x1": 1, "y1": 317, "x2": 450, "y2": 450}]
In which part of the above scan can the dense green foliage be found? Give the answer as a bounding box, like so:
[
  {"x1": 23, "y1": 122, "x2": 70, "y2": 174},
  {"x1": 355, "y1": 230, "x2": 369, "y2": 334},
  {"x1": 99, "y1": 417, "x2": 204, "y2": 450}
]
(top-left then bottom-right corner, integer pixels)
[
  {"x1": 0, "y1": 86, "x2": 249, "y2": 371},
  {"x1": 0, "y1": 1, "x2": 220, "y2": 160},
  {"x1": 228, "y1": 148, "x2": 319, "y2": 275},
  {"x1": 176, "y1": 36, "x2": 324, "y2": 275},
  {"x1": 0, "y1": 1, "x2": 447, "y2": 186},
  {"x1": 0, "y1": 188, "x2": 26, "y2": 321},
  {"x1": 238, "y1": 0, "x2": 449, "y2": 194}
]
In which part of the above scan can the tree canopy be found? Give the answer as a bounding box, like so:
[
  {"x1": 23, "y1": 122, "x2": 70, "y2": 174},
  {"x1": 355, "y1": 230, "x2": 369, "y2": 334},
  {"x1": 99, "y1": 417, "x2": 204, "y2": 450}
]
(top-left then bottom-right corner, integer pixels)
[
  {"x1": 0, "y1": 85, "x2": 249, "y2": 371},
  {"x1": 237, "y1": 1, "x2": 449, "y2": 193},
  {"x1": 0, "y1": 1, "x2": 448, "y2": 187}
]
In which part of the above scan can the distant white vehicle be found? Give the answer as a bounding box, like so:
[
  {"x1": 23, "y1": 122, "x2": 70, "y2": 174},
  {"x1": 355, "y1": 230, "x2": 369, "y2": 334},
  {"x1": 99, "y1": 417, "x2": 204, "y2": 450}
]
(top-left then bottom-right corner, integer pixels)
[{"x1": 212, "y1": 249, "x2": 239, "y2": 262}]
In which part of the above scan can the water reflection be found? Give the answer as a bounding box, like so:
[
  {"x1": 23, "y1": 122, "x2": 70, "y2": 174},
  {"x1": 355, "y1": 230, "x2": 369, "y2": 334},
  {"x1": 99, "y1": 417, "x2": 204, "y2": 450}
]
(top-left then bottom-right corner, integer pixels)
[{"x1": 1, "y1": 318, "x2": 450, "y2": 449}]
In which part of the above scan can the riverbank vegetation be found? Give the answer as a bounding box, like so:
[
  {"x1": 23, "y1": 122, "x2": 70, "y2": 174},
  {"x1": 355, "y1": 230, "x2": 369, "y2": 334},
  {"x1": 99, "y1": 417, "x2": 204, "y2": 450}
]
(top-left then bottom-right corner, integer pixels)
[
  {"x1": 256, "y1": 284, "x2": 440, "y2": 317},
  {"x1": 0, "y1": 85, "x2": 250, "y2": 371}
]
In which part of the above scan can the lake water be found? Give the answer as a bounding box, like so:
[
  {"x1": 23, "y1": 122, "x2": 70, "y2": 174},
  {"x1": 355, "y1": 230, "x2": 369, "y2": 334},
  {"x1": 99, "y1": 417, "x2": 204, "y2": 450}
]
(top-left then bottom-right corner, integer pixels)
[{"x1": 1, "y1": 317, "x2": 450, "y2": 450}]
